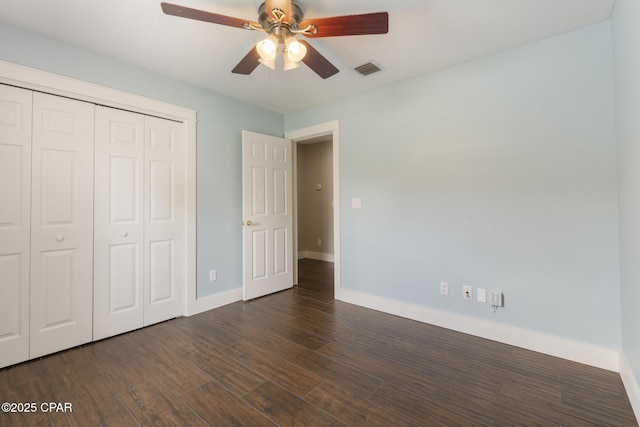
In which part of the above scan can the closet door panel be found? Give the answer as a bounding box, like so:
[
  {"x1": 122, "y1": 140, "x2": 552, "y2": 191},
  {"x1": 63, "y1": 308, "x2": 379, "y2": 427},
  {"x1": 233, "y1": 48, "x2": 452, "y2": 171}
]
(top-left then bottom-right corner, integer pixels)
[
  {"x1": 94, "y1": 107, "x2": 144, "y2": 340},
  {"x1": 144, "y1": 116, "x2": 185, "y2": 326},
  {"x1": 30, "y1": 92, "x2": 94, "y2": 358},
  {"x1": 0, "y1": 85, "x2": 31, "y2": 368}
]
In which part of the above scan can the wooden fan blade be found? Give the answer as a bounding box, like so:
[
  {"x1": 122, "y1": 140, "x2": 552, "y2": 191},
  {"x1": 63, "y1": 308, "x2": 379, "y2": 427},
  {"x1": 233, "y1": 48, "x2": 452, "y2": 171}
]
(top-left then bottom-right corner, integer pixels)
[
  {"x1": 231, "y1": 47, "x2": 261, "y2": 75},
  {"x1": 161, "y1": 2, "x2": 250, "y2": 29},
  {"x1": 299, "y1": 41, "x2": 339, "y2": 79},
  {"x1": 301, "y1": 12, "x2": 389, "y2": 38}
]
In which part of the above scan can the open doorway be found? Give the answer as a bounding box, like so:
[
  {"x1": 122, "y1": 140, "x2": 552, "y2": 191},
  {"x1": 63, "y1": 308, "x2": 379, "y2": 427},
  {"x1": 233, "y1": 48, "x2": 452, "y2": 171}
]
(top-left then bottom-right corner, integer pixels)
[
  {"x1": 286, "y1": 121, "x2": 340, "y2": 298},
  {"x1": 296, "y1": 137, "x2": 334, "y2": 262}
]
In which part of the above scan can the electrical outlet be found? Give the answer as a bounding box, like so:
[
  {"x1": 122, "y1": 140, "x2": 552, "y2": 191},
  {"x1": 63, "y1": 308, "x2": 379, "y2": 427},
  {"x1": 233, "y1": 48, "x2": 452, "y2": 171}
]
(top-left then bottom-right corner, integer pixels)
[
  {"x1": 209, "y1": 270, "x2": 217, "y2": 282},
  {"x1": 462, "y1": 285, "x2": 472, "y2": 300},
  {"x1": 440, "y1": 282, "x2": 449, "y2": 295},
  {"x1": 490, "y1": 290, "x2": 503, "y2": 307},
  {"x1": 317, "y1": 239, "x2": 322, "y2": 246}
]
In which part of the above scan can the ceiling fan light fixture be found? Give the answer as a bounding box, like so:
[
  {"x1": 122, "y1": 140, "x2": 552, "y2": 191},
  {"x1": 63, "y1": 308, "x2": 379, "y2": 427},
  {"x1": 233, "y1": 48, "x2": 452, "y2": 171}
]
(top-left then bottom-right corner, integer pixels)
[
  {"x1": 283, "y1": 54, "x2": 301, "y2": 70},
  {"x1": 161, "y1": 2, "x2": 388, "y2": 79},
  {"x1": 256, "y1": 34, "x2": 278, "y2": 61},
  {"x1": 258, "y1": 57, "x2": 277, "y2": 70},
  {"x1": 284, "y1": 36, "x2": 306, "y2": 62}
]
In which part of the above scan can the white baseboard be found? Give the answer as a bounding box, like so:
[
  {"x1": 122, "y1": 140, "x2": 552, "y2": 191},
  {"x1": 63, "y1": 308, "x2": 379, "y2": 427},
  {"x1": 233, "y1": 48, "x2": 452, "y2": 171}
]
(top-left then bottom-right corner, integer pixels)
[
  {"x1": 298, "y1": 251, "x2": 334, "y2": 262},
  {"x1": 620, "y1": 354, "x2": 640, "y2": 422},
  {"x1": 190, "y1": 287, "x2": 242, "y2": 316},
  {"x1": 338, "y1": 289, "x2": 619, "y2": 372}
]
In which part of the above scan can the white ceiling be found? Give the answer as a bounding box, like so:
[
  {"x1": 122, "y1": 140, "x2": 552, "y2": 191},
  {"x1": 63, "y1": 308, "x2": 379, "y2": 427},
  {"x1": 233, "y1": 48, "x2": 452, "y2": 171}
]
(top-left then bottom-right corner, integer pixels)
[{"x1": 0, "y1": 0, "x2": 614, "y2": 114}]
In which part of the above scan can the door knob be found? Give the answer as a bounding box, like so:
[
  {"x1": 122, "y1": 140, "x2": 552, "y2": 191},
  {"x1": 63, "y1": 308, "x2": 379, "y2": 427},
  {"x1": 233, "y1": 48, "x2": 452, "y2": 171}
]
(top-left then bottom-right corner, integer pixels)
[{"x1": 245, "y1": 220, "x2": 253, "y2": 226}]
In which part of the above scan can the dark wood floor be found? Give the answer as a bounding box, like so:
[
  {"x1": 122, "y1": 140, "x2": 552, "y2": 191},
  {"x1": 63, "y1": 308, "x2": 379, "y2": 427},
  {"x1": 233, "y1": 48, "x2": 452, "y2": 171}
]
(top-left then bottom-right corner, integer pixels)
[{"x1": 1, "y1": 258, "x2": 637, "y2": 426}]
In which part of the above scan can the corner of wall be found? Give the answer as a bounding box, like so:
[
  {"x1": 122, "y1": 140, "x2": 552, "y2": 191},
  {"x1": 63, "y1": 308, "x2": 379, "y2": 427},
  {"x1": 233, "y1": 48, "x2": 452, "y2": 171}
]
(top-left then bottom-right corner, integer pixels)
[{"x1": 620, "y1": 353, "x2": 640, "y2": 423}]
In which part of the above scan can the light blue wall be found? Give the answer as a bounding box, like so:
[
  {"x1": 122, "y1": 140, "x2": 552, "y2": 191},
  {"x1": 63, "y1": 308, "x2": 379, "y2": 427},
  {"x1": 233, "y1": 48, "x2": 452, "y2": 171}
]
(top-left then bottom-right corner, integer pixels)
[
  {"x1": 612, "y1": 0, "x2": 640, "y2": 385},
  {"x1": 1, "y1": 20, "x2": 624, "y2": 350},
  {"x1": 286, "y1": 22, "x2": 620, "y2": 348},
  {"x1": 0, "y1": 24, "x2": 284, "y2": 299}
]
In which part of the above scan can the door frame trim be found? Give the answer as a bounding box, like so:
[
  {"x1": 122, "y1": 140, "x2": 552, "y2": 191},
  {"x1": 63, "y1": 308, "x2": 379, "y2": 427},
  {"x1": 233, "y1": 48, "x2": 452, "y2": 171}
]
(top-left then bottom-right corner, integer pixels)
[
  {"x1": 285, "y1": 121, "x2": 341, "y2": 298},
  {"x1": 0, "y1": 60, "x2": 198, "y2": 317}
]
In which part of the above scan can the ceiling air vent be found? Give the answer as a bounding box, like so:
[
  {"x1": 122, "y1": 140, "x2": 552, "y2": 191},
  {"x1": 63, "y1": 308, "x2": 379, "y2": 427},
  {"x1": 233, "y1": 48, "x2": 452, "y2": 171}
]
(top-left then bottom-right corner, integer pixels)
[{"x1": 354, "y1": 61, "x2": 382, "y2": 76}]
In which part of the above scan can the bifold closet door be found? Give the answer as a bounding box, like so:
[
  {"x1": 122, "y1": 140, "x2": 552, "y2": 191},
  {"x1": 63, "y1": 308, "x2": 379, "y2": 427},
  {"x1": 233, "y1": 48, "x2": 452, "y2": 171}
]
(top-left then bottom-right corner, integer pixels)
[
  {"x1": 93, "y1": 107, "x2": 145, "y2": 340},
  {"x1": 30, "y1": 92, "x2": 94, "y2": 358},
  {"x1": 144, "y1": 116, "x2": 185, "y2": 326},
  {"x1": 94, "y1": 108, "x2": 185, "y2": 339},
  {"x1": 0, "y1": 85, "x2": 32, "y2": 368}
]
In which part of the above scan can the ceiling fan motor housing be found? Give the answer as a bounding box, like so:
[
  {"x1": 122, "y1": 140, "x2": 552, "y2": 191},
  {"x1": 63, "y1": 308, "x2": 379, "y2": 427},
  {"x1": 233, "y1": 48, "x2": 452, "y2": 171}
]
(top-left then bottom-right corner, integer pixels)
[{"x1": 258, "y1": 1, "x2": 304, "y2": 36}]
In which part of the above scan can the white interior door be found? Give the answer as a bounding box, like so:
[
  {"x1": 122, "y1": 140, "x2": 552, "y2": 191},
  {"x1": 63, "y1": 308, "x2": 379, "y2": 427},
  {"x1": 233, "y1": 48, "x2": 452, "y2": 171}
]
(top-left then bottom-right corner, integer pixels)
[
  {"x1": 144, "y1": 116, "x2": 185, "y2": 325},
  {"x1": 0, "y1": 85, "x2": 32, "y2": 368},
  {"x1": 30, "y1": 92, "x2": 94, "y2": 358},
  {"x1": 94, "y1": 107, "x2": 145, "y2": 340},
  {"x1": 242, "y1": 131, "x2": 293, "y2": 300}
]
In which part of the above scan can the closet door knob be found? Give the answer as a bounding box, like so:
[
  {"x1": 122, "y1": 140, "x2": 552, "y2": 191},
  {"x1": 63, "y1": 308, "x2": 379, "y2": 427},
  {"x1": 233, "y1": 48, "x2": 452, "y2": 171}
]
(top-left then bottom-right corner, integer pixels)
[
  {"x1": 121, "y1": 232, "x2": 129, "y2": 237},
  {"x1": 55, "y1": 235, "x2": 65, "y2": 242}
]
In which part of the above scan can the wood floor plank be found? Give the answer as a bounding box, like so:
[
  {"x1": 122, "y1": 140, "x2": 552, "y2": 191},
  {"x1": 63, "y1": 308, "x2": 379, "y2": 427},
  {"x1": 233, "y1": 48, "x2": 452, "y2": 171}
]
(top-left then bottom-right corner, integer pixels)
[
  {"x1": 41, "y1": 344, "x2": 105, "y2": 389},
  {"x1": 123, "y1": 321, "x2": 192, "y2": 357},
  {"x1": 251, "y1": 314, "x2": 331, "y2": 350},
  {"x1": 0, "y1": 358, "x2": 50, "y2": 396},
  {"x1": 271, "y1": 340, "x2": 382, "y2": 399},
  {"x1": 168, "y1": 317, "x2": 243, "y2": 350},
  {"x1": 207, "y1": 311, "x2": 287, "y2": 351},
  {"x1": 285, "y1": 312, "x2": 342, "y2": 342},
  {"x1": 119, "y1": 380, "x2": 208, "y2": 427},
  {"x1": 144, "y1": 346, "x2": 213, "y2": 396},
  {"x1": 224, "y1": 341, "x2": 324, "y2": 397},
  {"x1": 90, "y1": 336, "x2": 159, "y2": 394},
  {"x1": 368, "y1": 383, "x2": 482, "y2": 426},
  {"x1": 304, "y1": 381, "x2": 416, "y2": 427},
  {"x1": 177, "y1": 343, "x2": 267, "y2": 396},
  {"x1": 433, "y1": 385, "x2": 561, "y2": 426},
  {"x1": 316, "y1": 341, "x2": 447, "y2": 398},
  {"x1": 507, "y1": 346, "x2": 628, "y2": 396},
  {"x1": 0, "y1": 259, "x2": 635, "y2": 426},
  {"x1": 498, "y1": 375, "x2": 564, "y2": 404},
  {"x1": 0, "y1": 379, "x2": 70, "y2": 427},
  {"x1": 55, "y1": 379, "x2": 137, "y2": 427},
  {"x1": 294, "y1": 295, "x2": 336, "y2": 313},
  {"x1": 243, "y1": 381, "x2": 346, "y2": 426},
  {"x1": 497, "y1": 392, "x2": 611, "y2": 426},
  {"x1": 561, "y1": 383, "x2": 638, "y2": 426},
  {"x1": 182, "y1": 380, "x2": 276, "y2": 426}
]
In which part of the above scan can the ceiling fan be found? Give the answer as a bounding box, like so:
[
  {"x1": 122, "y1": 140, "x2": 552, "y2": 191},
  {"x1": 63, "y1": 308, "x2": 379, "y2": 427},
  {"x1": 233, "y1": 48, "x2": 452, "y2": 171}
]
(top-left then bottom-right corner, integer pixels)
[{"x1": 161, "y1": 1, "x2": 389, "y2": 79}]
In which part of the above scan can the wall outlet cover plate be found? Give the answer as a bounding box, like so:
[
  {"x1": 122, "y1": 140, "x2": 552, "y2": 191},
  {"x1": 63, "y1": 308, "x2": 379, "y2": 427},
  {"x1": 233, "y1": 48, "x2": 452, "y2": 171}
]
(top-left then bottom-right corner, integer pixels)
[{"x1": 462, "y1": 285, "x2": 472, "y2": 300}]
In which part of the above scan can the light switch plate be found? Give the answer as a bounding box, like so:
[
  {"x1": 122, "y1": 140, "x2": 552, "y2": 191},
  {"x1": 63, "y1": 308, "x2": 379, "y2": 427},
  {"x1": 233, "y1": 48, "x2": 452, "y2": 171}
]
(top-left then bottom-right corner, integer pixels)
[
  {"x1": 351, "y1": 198, "x2": 362, "y2": 209},
  {"x1": 477, "y1": 288, "x2": 487, "y2": 303}
]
